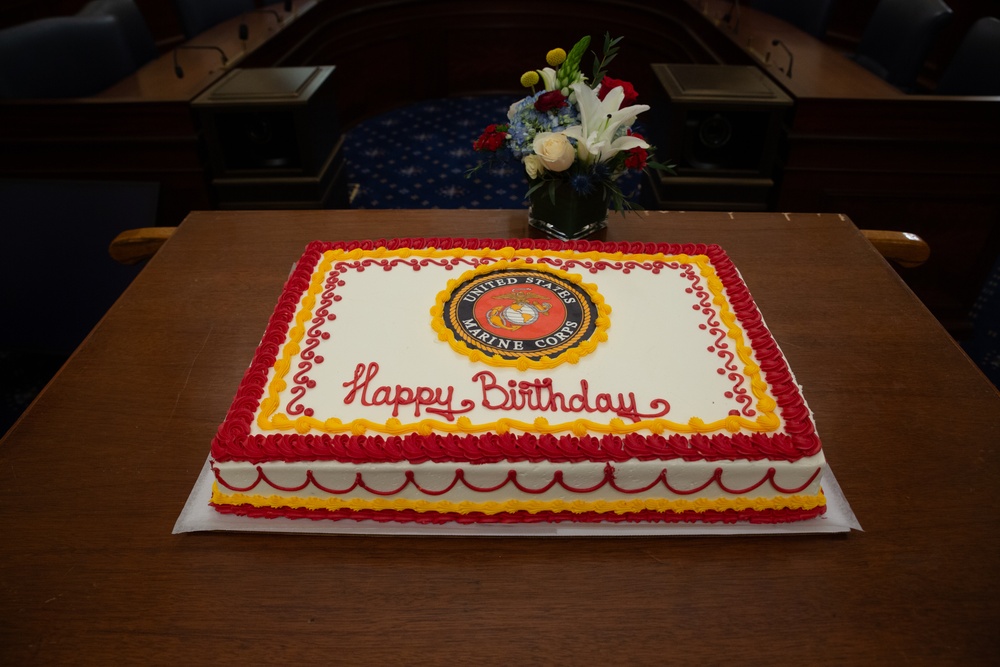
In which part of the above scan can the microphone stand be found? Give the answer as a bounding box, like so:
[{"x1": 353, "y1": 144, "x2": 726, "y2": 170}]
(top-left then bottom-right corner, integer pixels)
[
  {"x1": 723, "y1": 0, "x2": 740, "y2": 33},
  {"x1": 238, "y1": 9, "x2": 285, "y2": 43},
  {"x1": 172, "y1": 45, "x2": 229, "y2": 79}
]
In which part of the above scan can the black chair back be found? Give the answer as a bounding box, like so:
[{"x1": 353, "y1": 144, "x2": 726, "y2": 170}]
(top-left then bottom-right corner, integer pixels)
[
  {"x1": 0, "y1": 16, "x2": 136, "y2": 99},
  {"x1": 852, "y1": 0, "x2": 953, "y2": 91},
  {"x1": 935, "y1": 17, "x2": 1000, "y2": 96},
  {"x1": 172, "y1": 0, "x2": 255, "y2": 40},
  {"x1": 750, "y1": 0, "x2": 836, "y2": 39},
  {"x1": 78, "y1": 0, "x2": 159, "y2": 69}
]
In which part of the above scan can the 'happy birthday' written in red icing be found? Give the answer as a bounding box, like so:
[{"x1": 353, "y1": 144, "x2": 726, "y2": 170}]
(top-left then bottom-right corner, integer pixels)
[
  {"x1": 341, "y1": 362, "x2": 476, "y2": 421},
  {"x1": 472, "y1": 371, "x2": 669, "y2": 422},
  {"x1": 340, "y1": 362, "x2": 670, "y2": 423}
]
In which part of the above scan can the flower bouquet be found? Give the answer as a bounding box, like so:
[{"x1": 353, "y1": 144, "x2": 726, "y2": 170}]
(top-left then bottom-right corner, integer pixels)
[{"x1": 472, "y1": 34, "x2": 672, "y2": 239}]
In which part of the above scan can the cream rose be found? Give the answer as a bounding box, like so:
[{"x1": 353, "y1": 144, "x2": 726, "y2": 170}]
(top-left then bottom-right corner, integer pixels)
[
  {"x1": 523, "y1": 154, "x2": 545, "y2": 179},
  {"x1": 532, "y1": 132, "x2": 575, "y2": 172}
]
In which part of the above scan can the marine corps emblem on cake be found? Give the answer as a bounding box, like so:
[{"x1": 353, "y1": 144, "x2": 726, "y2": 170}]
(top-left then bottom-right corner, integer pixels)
[{"x1": 431, "y1": 260, "x2": 610, "y2": 369}]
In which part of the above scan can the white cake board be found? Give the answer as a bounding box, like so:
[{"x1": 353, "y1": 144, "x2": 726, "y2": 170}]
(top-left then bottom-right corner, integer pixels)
[{"x1": 173, "y1": 457, "x2": 861, "y2": 537}]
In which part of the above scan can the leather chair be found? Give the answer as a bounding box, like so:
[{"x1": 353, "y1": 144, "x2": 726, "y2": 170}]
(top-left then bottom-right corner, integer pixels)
[
  {"x1": 749, "y1": 0, "x2": 836, "y2": 39},
  {"x1": 0, "y1": 16, "x2": 136, "y2": 99},
  {"x1": 850, "y1": 0, "x2": 953, "y2": 91},
  {"x1": 172, "y1": 0, "x2": 255, "y2": 40},
  {"x1": 935, "y1": 17, "x2": 1000, "y2": 96},
  {"x1": 77, "y1": 0, "x2": 159, "y2": 69}
]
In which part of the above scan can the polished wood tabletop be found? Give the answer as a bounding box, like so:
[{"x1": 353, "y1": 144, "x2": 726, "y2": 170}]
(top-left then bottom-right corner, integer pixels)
[{"x1": 2, "y1": 209, "x2": 997, "y2": 664}]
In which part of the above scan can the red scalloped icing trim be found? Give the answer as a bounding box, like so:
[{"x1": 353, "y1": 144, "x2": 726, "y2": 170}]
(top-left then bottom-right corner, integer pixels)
[
  {"x1": 211, "y1": 502, "x2": 827, "y2": 525},
  {"x1": 213, "y1": 463, "x2": 823, "y2": 497},
  {"x1": 210, "y1": 238, "x2": 821, "y2": 464}
]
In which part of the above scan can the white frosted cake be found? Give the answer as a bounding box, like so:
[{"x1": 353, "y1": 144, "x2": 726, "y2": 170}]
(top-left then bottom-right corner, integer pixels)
[{"x1": 210, "y1": 238, "x2": 826, "y2": 524}]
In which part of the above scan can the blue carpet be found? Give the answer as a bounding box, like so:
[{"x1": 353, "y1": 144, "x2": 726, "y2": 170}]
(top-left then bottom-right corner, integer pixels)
[
  {"x1": 343, "y1": 95, "x2": 527, "y2": 209},
  {"x1": 962, "y1": 254, "x2": 1000, "y2": 387},
  {"x1": 341, "y1": 94, "x2": 643, "y2": 210}
]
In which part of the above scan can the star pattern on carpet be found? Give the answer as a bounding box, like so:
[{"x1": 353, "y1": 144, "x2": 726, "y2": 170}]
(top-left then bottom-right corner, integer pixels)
[
  {"x1": 343, "y1": 95, "x2": 527, "y2": 209},
  {"x1": 342, "y1": 94, "x2": 646, "y2": 210}
]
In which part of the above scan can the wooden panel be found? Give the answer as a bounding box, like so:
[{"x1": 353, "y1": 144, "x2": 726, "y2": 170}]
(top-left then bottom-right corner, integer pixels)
[
  {"x1": 268, "y1": 0, "x2": 731, "y2": 127},
  {"x1": 779, "y1": 94, "x2": 1000, "y2": 327},
  {"x1": 0, "y1": 100, "x2": 209, "y2": 225}
]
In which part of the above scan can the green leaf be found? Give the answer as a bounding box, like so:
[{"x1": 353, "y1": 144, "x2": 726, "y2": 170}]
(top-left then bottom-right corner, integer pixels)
[
  {"x1": 558, "y1": 36, "x2": 591, "y2": 82},
  {"x1": 591, "y1": 32, "x2": 623, "y2": 85},
  {"x1": 646, "y1": 160, "x2": 677, "y2": 174},
  {"x1": 525, "y1": 179, "x2": 548, "y2": 198}
]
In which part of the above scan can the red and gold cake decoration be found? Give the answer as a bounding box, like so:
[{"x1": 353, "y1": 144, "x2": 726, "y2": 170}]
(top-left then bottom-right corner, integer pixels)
[{"x1": 209, "y1": 237, "x2": 827, "y2": 525}]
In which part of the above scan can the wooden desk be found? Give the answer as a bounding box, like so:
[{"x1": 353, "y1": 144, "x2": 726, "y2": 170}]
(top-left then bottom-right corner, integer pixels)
[
  {"x1": 693, "y1": 0, "x2": 902, "y2": 98},
  {"x1": 0, "y1": 1, "x2": 318, "y2": 226},
  {"x1": 679, "y1": 0, "x2": 1000, "y2": 334},
  {"x1": 94, "y1": 0, "x2": 319, "y2": 102},
  {"x1": 1, "y1": 209, "x2": 997, "y2": 664}
]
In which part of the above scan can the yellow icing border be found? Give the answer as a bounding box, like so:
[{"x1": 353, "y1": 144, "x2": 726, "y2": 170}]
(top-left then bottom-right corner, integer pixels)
[
  {"x1": 429, "y1": 260, "x2": 611, "y2": 370},
  {"x1": 213, "y1": 483, "x2": 826, "y2": 516},
  {"x1": 256, "y1": 246, "x2": 779, "y2": 437}
]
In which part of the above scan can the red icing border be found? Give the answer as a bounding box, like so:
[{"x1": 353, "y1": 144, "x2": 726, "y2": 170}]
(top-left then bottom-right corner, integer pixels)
[
  {"x1": 211, "y1": 238, "x2": 821, "y2": 465},
  {"x1": 211, "y1": 502, "x2": 828, "y2": 525}
]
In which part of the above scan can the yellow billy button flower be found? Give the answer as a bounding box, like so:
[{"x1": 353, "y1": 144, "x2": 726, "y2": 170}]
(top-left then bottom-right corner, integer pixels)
[
  {"x1": 546, "y1": 47, "x2": 567, "y2": 67},
  {"x1": 520, "y1": 71, "x2": 540, "y2": 87}
]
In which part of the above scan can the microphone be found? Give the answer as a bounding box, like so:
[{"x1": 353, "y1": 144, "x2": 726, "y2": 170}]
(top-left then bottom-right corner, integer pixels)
[
  {"x1": 172, "y1": 45, "x2": 229, "y2": 79},
  {"x1": 771, "y1": 39, "x2": 794, "y2": 78},
  {"x1": 251, "y1": 8, "x2": 284, "y2": 23},
  {"x1": 238, "y1": 9, "x2": 284, "y2": 42},
  {"x1": 723, "y1": 0, "x2": 740, "y2": 33}
]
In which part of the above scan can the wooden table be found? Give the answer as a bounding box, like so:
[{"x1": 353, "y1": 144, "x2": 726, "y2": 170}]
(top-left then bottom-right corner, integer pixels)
[{"x1": 2, "y1": 209, "x2": 997, "y2": 664}]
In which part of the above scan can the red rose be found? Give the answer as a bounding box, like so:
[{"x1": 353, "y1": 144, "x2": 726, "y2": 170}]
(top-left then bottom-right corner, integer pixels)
[
  {"x1": 534, "y1": 90, "x2": 568, "y2": 112},
  {"x1": 599, "y1": 76, "x2": 639, "y2": 106},
  {"x1": 624, "y1": 130, "x2": 647, "y2": 170},
  {"x1": 474, "y1": 124, "x2": 507, "y2": 152},
  {"x1": 625, "y1": 146, "x2": 648, "y2": 170}
]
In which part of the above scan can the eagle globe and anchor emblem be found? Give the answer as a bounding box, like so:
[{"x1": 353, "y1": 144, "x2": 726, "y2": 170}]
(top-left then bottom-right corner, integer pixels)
[
  {"x1": 487, "y1": 288, "x2": 552, "y2": 330},
  {"x1": 434, "y1": 263, "x2": 609, "y2": 366}
]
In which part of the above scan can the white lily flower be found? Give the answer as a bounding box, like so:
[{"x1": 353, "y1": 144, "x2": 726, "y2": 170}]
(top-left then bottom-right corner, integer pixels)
[{"x1": 563, "y1": 82, "x2": 650, "y2": 165}]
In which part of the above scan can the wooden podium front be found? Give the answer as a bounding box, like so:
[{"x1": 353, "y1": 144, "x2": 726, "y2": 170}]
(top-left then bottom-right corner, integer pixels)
[
  {"x1": 192, "y1": 66, "x2": 349, "y2": 210},
  {"x1": 644, "y1": 63, "x2": 792, "y2": 211}
]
